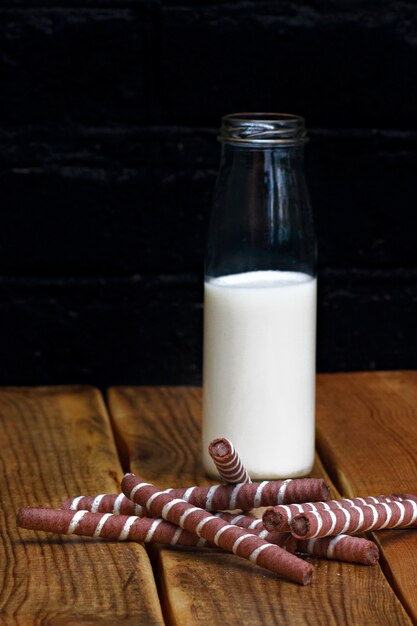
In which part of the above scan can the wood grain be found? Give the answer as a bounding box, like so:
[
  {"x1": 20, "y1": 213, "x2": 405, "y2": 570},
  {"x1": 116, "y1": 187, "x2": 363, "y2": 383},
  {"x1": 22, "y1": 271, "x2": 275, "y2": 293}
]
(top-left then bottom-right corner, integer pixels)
[
  {"x1": 108, "y1": 385, "x2": 411, "y2": 626},
  {"x1": 316, "y1": 371, "x2": 417, "y2": 624},
  {"x1": 0, "y1": 386, "x2": 164, "y2": 626}
]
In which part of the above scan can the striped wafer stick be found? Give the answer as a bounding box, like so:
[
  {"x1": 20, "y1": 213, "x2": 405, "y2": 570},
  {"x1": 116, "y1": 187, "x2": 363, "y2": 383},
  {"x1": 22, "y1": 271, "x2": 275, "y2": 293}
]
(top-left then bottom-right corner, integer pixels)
[
  {"x1": 121, "y1": 473, "x2": 314, "y2": 585},
  {"x1": 18, "y1": 506, "x2": 274, "y2": 552},
  {"x1": 62, "y1": 496, "x2": 265, "y2": 534},
  {"x1": 215, "y1": 512, "x2": 379, "y2": 565},
  {"x1": 17, "y1": 507, "x2": 213, "y2": 547},
  {"x1": 61, "y1": 503, "x2": 269, "y2": 543},
  {"x1": 290, "y1": 498, "x2": 417, "y2": 539},
  {"x1": 165, "y1": 478, "x2": 329, "y2": 510},
  {"x1": 62, "y1": 477, "x2": 329, "y2": 515},
  {"x1": 263, "y1": 495, "x2": 406, "y2": 532},
  {"x1": 18, "y1": 506, "x2": 378, "y2": 566},
  {"x1": 283, "y1": 534, "x2": 379, "y2": 565},
  {"x1": 208, "y1": 438, "x2": 251, "y2": 484}
]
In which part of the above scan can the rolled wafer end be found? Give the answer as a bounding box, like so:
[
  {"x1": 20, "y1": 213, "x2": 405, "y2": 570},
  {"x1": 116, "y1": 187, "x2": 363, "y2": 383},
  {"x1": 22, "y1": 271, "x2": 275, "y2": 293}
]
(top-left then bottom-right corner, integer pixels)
[
  {"x1": 290, "y1": 515, "x2": 310, "y2": 539},
  {"x1": 288, "y1": 562, "x2": 314, "y2": 586},
  {"x1": 61, "y1": 498, "x2": 73, "y2": 509},
  {"x1": 362, "y1": 541, "x2": 379, "y2": 565},
  {"x1": 17, "y1": 507, "x2": 42, "y2": 530},
  {"x1": 17, "y1": 507, "x2": 72, "y2": 534},
  {"x1": 208, "y1": 437, "x2": 251, "y2": 485},
  {"x1": 320, "y1": 482, "x2": 331, "y2": 502},
  {"x1": 16, "y1": 509, "x2": 25, "y2": 528},
  {"x1": 262, "y1": 508, "x2": 286, "y2": 532},
  {"x1": 256, "y1": 546, "x2": 314, "y2": 585},
  {"x1": 121, "y1": 473, "x2": 141, "y2": 502},
  {"x1": 208, "y1": 438, "x2": 232, "y2": 460},
  {"x1": 300, "y1": 565, "x2": 314, "y2": 586}
]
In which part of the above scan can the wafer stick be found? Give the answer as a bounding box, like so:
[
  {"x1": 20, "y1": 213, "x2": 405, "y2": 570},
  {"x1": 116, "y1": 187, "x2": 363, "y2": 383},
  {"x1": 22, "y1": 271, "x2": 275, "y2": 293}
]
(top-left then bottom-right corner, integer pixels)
[
  {"x1": 290, "y1": 498, "x2": 417, "y2": 539},
  {"x1": 208, "y1": 438, "x2": 251, "y2": 484},
  {"x1": 20, "y1": 507, "x2": 270, "y2": 549},
  {"x1": 20, "y1": 505, "x2": 377, "y2": 568},
  {"x1": 121, "y1": 473, "x2": 314, "y2": 585},
  {"x1": 61, "y1": 502, "x2": 269, "y2": 542},
  {"x1": 284, "y1": 534, "x2": 379, "y2": 565},
  {"x1": 63, "y1": 477, "x2": 329, "y2": 515},
  {"x1": 62, "y1": 496, "x2": 265, "y2": 534},
  {"x1": 263, "y1": 495, "x2": 405, "y2": 532},
  {"x1": 17, "y1": 507, "x2": 213, "y2": 547},
  {"x1": 165, "y1": 478, "x2": 329, "y2": 510},
  {"x1": 215, "y1": 513, "x2": 379, "y2": 565}
]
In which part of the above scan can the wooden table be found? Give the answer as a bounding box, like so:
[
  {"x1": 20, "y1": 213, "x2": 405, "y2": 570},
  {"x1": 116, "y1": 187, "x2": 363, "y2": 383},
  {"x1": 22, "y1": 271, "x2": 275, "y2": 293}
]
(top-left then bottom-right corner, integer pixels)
[{"x1": 1, "y1": 372, "x2": 416, "y2": 625}]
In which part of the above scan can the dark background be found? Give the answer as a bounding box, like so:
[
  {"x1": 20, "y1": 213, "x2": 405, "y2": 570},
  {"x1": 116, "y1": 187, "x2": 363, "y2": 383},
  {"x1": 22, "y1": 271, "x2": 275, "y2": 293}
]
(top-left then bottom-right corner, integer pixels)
[{"x1": 0, "y1": 1, "x2": 416, "y2": 387}]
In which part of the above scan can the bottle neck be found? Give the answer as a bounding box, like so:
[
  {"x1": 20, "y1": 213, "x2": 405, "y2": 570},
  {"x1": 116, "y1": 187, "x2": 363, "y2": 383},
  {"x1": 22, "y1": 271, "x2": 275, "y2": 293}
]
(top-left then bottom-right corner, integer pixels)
[
  {"x1": 220, "y1": 144, "x2": 305, "y2": 187},
  {"x1": 206, "y1": 143, "x2": 315, "y2": 279},
  {"x1": 222, "y1": 143, "x2": 304, "y2": 163}
]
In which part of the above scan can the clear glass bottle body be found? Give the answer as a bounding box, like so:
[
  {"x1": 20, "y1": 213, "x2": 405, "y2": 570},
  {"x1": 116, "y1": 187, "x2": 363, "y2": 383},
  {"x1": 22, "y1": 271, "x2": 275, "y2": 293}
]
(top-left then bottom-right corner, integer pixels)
[{"x1": 202, "y1": 113, "x2": 317, "y2": 479}]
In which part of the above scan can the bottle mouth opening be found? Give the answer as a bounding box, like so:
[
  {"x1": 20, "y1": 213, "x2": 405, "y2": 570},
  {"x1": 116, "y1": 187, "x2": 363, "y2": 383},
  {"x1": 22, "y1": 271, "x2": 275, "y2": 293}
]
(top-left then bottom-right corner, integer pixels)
[{"x1": 218, "y1": 112, "x2": 308, "y2": 146}]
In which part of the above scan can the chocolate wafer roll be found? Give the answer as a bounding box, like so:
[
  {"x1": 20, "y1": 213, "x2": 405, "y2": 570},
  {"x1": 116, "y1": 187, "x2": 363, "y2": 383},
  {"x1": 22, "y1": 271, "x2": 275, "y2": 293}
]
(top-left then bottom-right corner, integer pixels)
[
  {"x1": 290, "y1": 498, "x2": 417, "y2": 539},
  {"x1": 122, "y1": 473, "x2": 314, "y2": 585},
  {"x1": 208, "y1": 438, "x2": 251, "y2": 484},
  {"x1": 217, "y1": 513, "x2": 379, "y2": 565},
  {"x1": 263, "y1": 495, "x2": 405, "y2": 532},
  {"x1": 62, "y1": 494, "x2": 145, "y2": 516},
  {"x1": 62, "y1": 478, "x2": 330, "y2": 515},
  {"x1": 17, "y1": 507, "x2": 212, "y2": 548},
  {"x1": 63, "y1": 478, "x2": 329, "y2": 515},
  {"x1": 166, "y1": 478, "x2": 329, "y2": 511},
  {"x1": 291, "y1": 534, "x2": 379, "y2": 565}
]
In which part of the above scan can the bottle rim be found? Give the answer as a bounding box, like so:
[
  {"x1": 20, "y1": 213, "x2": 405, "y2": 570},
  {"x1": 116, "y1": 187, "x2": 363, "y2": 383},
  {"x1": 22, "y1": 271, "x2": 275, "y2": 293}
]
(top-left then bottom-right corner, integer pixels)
[{"x1": 218, "y1": 112, "x2": 308, "y2": 146}]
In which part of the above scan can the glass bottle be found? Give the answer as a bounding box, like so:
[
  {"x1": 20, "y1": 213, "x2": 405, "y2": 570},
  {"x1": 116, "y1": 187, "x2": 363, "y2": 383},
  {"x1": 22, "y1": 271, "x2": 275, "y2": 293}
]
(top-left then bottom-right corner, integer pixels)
[{"x1": 202, "y1": 113, "x2": 317, "y2": 479}]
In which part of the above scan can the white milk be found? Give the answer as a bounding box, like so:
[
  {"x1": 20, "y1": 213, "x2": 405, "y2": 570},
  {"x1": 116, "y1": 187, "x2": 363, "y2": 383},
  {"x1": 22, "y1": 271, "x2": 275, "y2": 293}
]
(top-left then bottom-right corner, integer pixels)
[{"x1": 202, "y1": 270, "x2": 317, "y2": 479}]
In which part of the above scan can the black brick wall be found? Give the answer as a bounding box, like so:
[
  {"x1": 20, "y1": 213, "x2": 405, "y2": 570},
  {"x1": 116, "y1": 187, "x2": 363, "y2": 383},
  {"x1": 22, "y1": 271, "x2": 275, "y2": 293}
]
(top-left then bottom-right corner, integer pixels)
[{"x1": 0, "y1": 1, "x2": 416, "y2": 386}]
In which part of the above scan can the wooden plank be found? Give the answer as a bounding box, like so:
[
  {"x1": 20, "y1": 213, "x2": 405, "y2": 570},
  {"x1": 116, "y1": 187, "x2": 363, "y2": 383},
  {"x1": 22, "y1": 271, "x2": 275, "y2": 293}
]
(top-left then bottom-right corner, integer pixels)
[
  {"x1": 316, "y1": 371, "x2": 417, "y2": 624},
  {"x1": 108, "y1": 386, "x2": 411, "y2": 626},
  {"x1": 0, "y1": 386, "x2": 164, "y2": 625}
]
